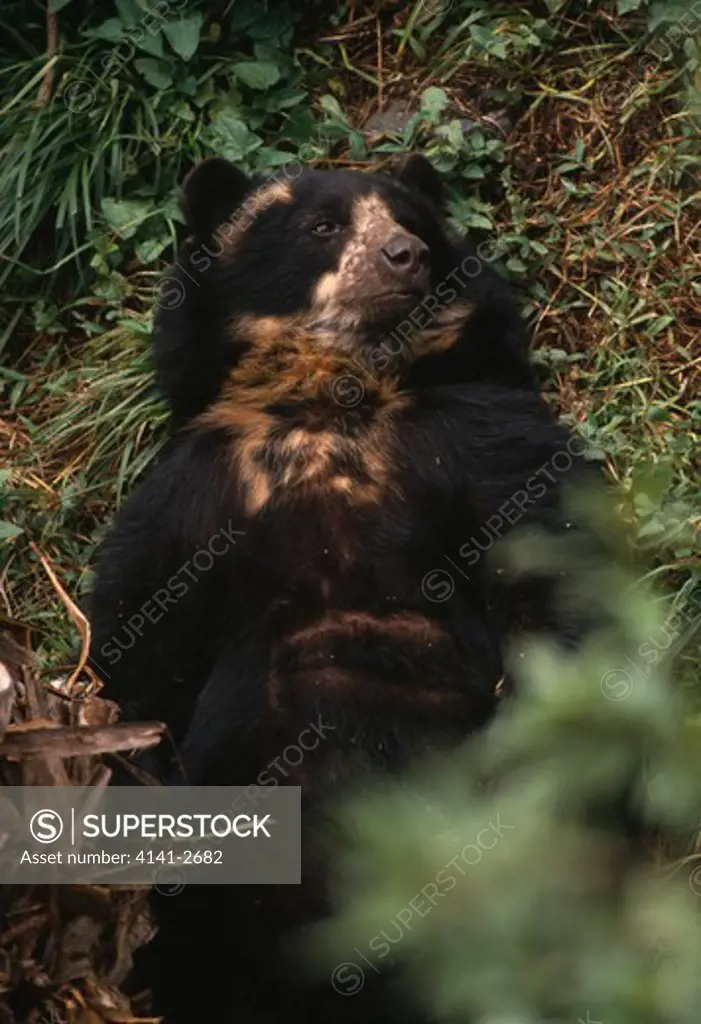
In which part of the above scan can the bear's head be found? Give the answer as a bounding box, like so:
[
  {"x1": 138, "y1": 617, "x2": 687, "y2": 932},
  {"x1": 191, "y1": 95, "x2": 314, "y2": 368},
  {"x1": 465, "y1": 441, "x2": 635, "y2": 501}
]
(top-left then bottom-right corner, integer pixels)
[
  {"x1": 181, "y1": 153, "x2": 453, "y2": 336},
  {"x1": 153, "y1": 154, "x2": 533, "y2": 425}
]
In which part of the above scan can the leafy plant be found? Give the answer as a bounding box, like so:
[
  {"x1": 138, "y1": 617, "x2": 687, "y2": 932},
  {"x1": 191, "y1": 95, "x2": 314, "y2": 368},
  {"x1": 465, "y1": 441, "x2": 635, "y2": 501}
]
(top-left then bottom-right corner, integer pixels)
[{"x1": 304, "y1": 499, "x2": 701, "y2": 1022}]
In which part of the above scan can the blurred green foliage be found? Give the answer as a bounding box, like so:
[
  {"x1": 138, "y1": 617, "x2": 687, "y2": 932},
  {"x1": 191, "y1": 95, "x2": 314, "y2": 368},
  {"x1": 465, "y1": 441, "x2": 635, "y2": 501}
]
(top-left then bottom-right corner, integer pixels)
[{"x1": 305, "y1": 494, "x2": 701, "y2": 1022}]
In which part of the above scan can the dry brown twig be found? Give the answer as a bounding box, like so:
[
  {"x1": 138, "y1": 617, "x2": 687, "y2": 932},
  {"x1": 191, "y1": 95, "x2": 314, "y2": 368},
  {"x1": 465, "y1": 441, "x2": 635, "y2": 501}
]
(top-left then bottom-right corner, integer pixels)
[{"x1": 37, "y1": 0, "x2": 59, "y2": 106}]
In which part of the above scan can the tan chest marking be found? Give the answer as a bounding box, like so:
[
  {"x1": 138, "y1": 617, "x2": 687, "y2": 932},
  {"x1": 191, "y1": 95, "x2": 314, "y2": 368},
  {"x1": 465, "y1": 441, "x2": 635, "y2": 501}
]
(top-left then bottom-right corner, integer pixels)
[
  {"x1": 195, "y1": 320, "x2": 408, "y2": 517},
  {"x1": 230, "y1": 421, "x2": 398, "y2": 517}
]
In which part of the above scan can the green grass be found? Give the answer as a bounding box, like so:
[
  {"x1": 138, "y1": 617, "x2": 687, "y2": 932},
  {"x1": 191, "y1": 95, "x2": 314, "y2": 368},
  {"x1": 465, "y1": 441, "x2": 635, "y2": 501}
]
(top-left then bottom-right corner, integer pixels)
[{"x1": 0, "y1": 0, "x2": 699, "y2": 689}]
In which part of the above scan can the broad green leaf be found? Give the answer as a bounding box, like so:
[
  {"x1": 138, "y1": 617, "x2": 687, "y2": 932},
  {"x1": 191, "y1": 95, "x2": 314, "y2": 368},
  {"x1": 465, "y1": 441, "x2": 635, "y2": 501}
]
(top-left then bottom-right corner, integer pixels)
[
  {"x1": 209, "y1": 111, "x2": 262, "y2": 161},
  {"x1": 461, "y1": 164, "x2": 486, "y2": 180},
  {"x1": 136, "y1": 29, "x2": 164, "y2": 59},
  {"x1": 135, "y1": 235, "x2": 171, "y2": 264},
  {"x1": 232, "y1": 61, "x2": 281, "y2": 90},
  {"x1": 470, "y1": 24, "x2": 508, "y2": 59},
  {"x1": 87, "y1": 18, "x2": 124, "y2": 43},
  {"x1": 630, "y1": 459, "x2": 674, "y2": 507},
  {"x1": 134, "y1": 58, "x2": 173, "y2": 90},
  {"x1": 437, "y1": 119, "x2": 466, "y2": 150},
  {"x1": 319, "y1": 94, "x2": 350, "y2": 126},
  {"x1": 101, "y1": 198, "x2": 153, "y2": 239},
  {"x1": 506, "y1": 256, "x2": 527, "y2": 272},
  {"x1": 254, "y1": 148, "x2": 302, "y2": 170},
  {"x1": 115, "y1": 0, "x2": 142, "y2": 28},
  {"x1": 420, "y1": 87, "x2": 449, "y2": 118},
  {"x1": 170, "y1": 100, "x2": 196, "y2": 122},
  {"x1": 649, "y1": 2, "x2": 695, "y2": 30},
  {"x1": 0, "y1": 522, "x2": 23, "y2": 541},
  {"x1": 163, "y1": 13, "x2": 203, "y2": 62},
  {"x1": 464, "y1": 212, "x2": 494, "y2": 231},
  {"x1": 265, "y1": 87, "x2": 307, "y2": 111},
  {"x1": 49, "y1": 0, "x2": 74, "y2": 11},
  {"x1": 93, "y1": 274, "x2": 129, "y2": 302}
]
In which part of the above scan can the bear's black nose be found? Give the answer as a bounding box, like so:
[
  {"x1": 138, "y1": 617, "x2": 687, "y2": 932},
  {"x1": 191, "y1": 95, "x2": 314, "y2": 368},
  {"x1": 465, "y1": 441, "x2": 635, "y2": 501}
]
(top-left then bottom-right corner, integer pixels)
[{"x1": 380, "y1": 233, "x2": 429, "y2": 281}]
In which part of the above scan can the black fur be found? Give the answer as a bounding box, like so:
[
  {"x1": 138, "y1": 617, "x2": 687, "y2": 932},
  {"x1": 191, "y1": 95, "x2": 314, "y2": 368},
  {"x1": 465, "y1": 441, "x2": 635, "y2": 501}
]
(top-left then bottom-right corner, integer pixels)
[{"x1": 87, "y1": 154, "x2": 601, "y2": 1023}]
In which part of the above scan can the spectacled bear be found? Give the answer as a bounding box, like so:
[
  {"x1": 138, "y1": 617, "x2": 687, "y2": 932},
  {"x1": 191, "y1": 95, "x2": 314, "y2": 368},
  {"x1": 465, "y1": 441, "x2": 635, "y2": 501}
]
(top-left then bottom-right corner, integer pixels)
[{"x1": 86, "y1": 153, "x2": 599, "y2": 1023}]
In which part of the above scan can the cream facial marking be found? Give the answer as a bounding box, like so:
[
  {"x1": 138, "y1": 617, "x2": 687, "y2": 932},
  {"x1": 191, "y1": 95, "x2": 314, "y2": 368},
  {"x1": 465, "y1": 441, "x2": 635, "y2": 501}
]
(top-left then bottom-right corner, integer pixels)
[{"x1": 312, "y1": 194, "x2": 417, "y2": 317}]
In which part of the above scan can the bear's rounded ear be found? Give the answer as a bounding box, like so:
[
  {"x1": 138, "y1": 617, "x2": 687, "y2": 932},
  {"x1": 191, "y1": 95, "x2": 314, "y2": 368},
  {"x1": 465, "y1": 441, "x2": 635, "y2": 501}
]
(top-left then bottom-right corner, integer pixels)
[
  {"x1": 181, "y1": 156, "x2": 253, "y2": 239},
  {"x1": 394, "y1": 153, "x2": 444, "y2": 209}
]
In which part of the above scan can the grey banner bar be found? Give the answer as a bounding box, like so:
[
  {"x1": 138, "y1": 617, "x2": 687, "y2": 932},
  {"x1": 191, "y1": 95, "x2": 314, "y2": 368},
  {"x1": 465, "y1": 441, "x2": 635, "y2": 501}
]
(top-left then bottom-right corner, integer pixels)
[{"x1": 0, "y1": 786, "x2": 301, "y2": 885}]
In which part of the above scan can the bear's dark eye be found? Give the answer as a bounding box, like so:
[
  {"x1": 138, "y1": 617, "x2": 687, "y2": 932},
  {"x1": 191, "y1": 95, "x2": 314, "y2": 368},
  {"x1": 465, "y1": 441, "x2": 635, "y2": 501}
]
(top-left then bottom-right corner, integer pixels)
[{"x1": 312, "y1": 220, "x2": 341, "y2": 237}]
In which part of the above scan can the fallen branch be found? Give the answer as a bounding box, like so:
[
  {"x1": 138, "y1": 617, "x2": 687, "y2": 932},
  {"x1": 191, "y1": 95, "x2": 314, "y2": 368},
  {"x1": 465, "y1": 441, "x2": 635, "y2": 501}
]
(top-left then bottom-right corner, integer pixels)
[{"x1": 0, "y1": 721, "x2": 166, "y2": 760}]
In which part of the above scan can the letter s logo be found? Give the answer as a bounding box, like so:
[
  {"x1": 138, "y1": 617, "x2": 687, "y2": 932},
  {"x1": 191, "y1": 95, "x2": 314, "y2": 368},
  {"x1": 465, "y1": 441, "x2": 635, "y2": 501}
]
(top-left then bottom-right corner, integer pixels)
[{"x1": 30, "y1": 809, "x2": 64, "y2": 843}]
